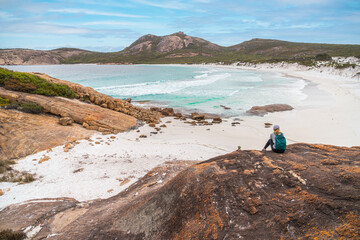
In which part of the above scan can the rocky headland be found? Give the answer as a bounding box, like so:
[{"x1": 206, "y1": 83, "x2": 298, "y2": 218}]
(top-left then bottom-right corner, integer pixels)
[
  {"x1": 0, "y1": 68, "x2": 164, "y2": 162},
  {"x1": 1, "y1": 144, "x2": 359, "y2": 239}
]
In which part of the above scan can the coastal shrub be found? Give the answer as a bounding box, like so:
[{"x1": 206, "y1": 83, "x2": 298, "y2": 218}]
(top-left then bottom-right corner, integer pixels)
[
  {"x1": 0, "y1": 96, "x2": 10, "y2": 106},
  {"x1": 315, "y1": 53, "x2": 332, "y2": 61},
  {"x1": 0, "y1": 168, "x2": 35, "y2": 183},
  {"x1": 19, "y1": 102, "x2": 43, "y2": 114},
  {"x1": 0, "y1": 229, "x2": 26, "y2": 240},
  {"x1": 335, "y1": 63, "x2": 356, "y2": 69},
  {"x1": 3, "y1": 101, "x2": 43, "y2": 114},
  {"x1": 0, "y1": 160, "x2": 15, "y2": 174},
  {"x1": 4, "y1": 103, "x2": 20, "y2": 110},
  {"x1": 0, "y1": 68, "x2": 76, "y2": 98}
]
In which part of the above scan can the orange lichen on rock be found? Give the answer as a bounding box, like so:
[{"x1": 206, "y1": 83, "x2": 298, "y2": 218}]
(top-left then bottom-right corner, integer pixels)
[
  {"x1": 304, "y1": 212, "x2": 360, "y2": 239},
  {"x1": 335, "y1": 212, "x2": 360, "y2": 239},
  {"x1": 313, "y1": 144, "x2": 339, "y2": 152},
  {"x1": 39, "y1": 156, "x2": 50, "y2": 163},
  {"x1": 321, "y1": 158, "x2": 341, "y2": 165},
  {"x1": 287, "y1": 161, "x2": 308, "y2": 171},
  {"x1": 120, "y1": 179, "x2": 130, "y2": 186},
  {"x1": 340, "y1": 166, "x2": 360, "y2": 174},
  {"x1": 262, "y1": 156, "x2": 277, "y2": 169},
  {"x1": 243, "y1": 169, "x2": 254, "y2": 175},
  {"x1": 171, "y1": 182, "x2": 227, "y2": 240},
  {"x1": 191, "y1": 161, "x2": 220, "y2": 175}
]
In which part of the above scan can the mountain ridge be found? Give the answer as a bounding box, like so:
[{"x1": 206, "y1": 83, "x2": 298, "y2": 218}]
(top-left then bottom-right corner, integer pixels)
[{"x1": 1, "y1": 32, "x2": 360, "y2": 65}]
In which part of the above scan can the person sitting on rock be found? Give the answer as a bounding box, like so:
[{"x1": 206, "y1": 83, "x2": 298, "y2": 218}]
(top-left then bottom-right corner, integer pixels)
[{"x1": 262, "y1": 125, "x2": 286, "y2": 153}]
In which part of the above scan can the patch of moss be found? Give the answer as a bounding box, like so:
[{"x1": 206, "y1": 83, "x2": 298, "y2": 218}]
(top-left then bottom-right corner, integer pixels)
[
  {"x1": 0, "y1": 229, "x2": 26, "y2": 240},
  {"x1": 0, "y1": 96, "x2": 10, "y2": 106},
  {"x1": 0, "y1": 67, "x2": 76, "y2": 98}
]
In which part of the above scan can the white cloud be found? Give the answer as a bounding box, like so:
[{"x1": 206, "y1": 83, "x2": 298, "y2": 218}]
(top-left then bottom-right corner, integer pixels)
[
  {"x1": 191, "y1": 0, "x2": 212, "y2": 3},
  {"x1": 2, "y1": 22, "x2": 92, "y2": 35},
  {"x1": 276, "y1": 0, "x2": 334, "y2": 6},
  {"x1": 48, "y1": 8, "x2": 146, "y2": 18},
  {"x1": 132, "y1": 0, "x2": 189, "y2": 10},
  {"x1": 0, "y1": 11, "x2": 19, "y2": 21},
  {"x1": 81, "y1": 20, "x2": 165, "y2": 29}
]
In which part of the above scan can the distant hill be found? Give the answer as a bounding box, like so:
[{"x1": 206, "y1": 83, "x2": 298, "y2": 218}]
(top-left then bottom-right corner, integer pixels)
[
  {"x1": 229, "y1": 38, "x2": 360, "y2": 58},
  {"x1": 0, "y1": 48, "x2": 92, "y2": 65},
  {"x1": 123, "y1": 31, "x2": 222, "y2": 55},
  {"x1": 1, "y1": 32, "x2": 360, "y2": 65}
]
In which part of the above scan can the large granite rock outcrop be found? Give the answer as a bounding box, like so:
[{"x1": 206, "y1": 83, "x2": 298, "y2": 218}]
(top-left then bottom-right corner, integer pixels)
[
  {"x1": 123, "y1": 32, "x2": 221, "y2": 54},
  {"x1": 0, "y1": 87, "x2": 138, "y2": 134},
  {"x1": 247, "y1": 104, "x2": 294, "y2": 116},
  {"x1": 0, "y1": 109, "x2": 95, "y2": 161},
  {"x1": 1, "y1": 144, "x2": 359, "y2": 239},
  {"x1": 32, "y1": 73, "x2": 161, "y2": 124}
]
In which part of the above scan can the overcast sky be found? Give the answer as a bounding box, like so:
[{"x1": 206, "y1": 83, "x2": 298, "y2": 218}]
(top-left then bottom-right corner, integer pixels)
[{"x1": 0, "y1": 0, "x2": 359, "y2": 52}]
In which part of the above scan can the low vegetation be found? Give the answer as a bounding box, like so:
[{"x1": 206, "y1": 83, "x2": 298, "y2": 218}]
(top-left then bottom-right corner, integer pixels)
[
  {"x1": 0, "y1": 160, "x2": 15, "y2": 174},
  {"x1": 0, "y1": 96, "x2": 10, "y2": 106},
  {"x1": 0, "y1": 159, "x2": 35, "y2": 183},
  {"x1": 61, "y1": 38, "x2": 360, "y2": 65},
  {"x1": 0, "y1": 68, "x2": 76, "y2": 98},
  {"x1": 0, "y1": 171, "x2": 35, "y2": 183},
  {"x1": 3, "y1": 102, "x2": 43, "y2": 114},
  {"x1": 0, "y1": 229, "x2": 26, "y2": 240}
]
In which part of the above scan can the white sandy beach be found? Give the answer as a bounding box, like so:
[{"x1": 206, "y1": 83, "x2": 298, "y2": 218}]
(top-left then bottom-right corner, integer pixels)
[{"x1": 1, "y1": 63, "x2": 360, "y2": 210}]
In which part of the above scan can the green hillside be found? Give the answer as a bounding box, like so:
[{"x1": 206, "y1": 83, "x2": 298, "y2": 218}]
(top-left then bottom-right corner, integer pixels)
[{"x1": 61, "y1": 37, "x2": 360, "y2": 65}]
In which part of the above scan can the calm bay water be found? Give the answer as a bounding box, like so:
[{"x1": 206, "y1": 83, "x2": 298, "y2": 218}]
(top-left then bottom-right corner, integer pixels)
[{"x1": 4, "y1": 64, "x2": 306, "y2": 116}]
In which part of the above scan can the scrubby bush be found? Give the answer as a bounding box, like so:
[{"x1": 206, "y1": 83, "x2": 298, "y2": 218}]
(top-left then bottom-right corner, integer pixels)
[
  {"x1": 0, "y1": 97, "x2": 10, "y2": 106},
  {"x1": 3, "y1": 101, "x2": 43, "y2": 114},
  {"x1": 0, "y1": 160, "x2": 15, "y2": 174},
  {"x1": 0, "y1": 229, "x2": 26, "y2": 240},
  {"x1": 19, "y1": 102, "x2": 43, "y2": 114},
  {"x1": 315, "y1": 53, "x2": 332, "y2": 61},
  {"x1": 3, "y1": 103, "x2": 20, "y2": 110},
  {"x1": 335, "y1": 63, "x2": 356, "y2": 69},
  {"x1": 0, "y1": 68, "x2": 76, "y2": 98}
]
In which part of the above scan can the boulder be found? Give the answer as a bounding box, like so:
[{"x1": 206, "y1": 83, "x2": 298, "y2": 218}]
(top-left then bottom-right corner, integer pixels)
[
  {"x1": 246, "y1": 104, "x2": 294, "y2": 116},
  {"x1": 212, "y1": 117, "x2": 222, "y2": 124},
  {"x1": 0, "y1": 109, "x2": 94, "y2": 162},
  {"x1": 191, "y1": 112, "x2": 205, "y2": 120},
  {"x1": 161, "y1": 108, "x2": 175, "y2": 116},
  {"x1": 220, "y1": 105, "x2": 231, "y2": 110},
  {"x1": 2, "y1": 144, "x2": 360, "y2": 240},
  {"x1": 0, "y1": 87, "x2": 138, "y2": 134},
  {"x1": 58, "y1": 117, "x2": 74, "y2": 126}
]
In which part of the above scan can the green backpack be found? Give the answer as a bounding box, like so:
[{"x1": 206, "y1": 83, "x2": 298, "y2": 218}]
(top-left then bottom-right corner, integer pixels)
[{"x1": 275, "y1": 133, "x2": 286, "y2": 151}]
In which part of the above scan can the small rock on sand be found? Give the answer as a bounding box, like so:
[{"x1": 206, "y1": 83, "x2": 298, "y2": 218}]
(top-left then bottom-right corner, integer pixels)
[
  {"x1": 220, "y1": 105, "x2": 231, "y2": 110},
  {"x1": 246, "y1": 104, "x2": 294, "y2": 116},
  {"x1": 212, "y1": 117, "x2": 222, "y2": 124}
]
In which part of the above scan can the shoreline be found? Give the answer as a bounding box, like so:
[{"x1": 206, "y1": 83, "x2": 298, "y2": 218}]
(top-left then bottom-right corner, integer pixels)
[{"x1": 1, "y1": 63, "x2": 360, "y2": 210}]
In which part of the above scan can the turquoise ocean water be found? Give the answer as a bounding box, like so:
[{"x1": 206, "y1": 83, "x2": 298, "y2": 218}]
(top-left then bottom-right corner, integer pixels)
[{"x1": 4, "y1": 64, "x2": 306, "y2": 116}]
